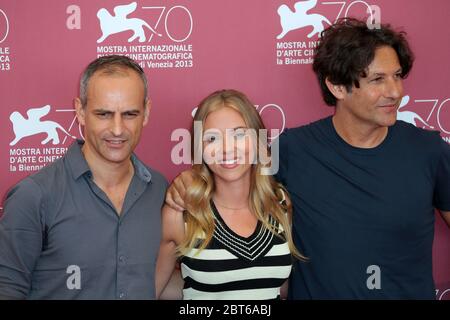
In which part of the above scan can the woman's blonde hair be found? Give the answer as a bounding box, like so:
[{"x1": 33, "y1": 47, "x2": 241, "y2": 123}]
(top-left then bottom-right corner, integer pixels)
[{"x1": 178, "y1": 89, "x2": 306, "y2": 260}]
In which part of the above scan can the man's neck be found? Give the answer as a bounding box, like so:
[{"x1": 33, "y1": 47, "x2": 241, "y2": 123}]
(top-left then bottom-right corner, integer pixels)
[
  {"x1": 332, "y1": 112, "x2": 389, "y2": 149},
  {"x1": 81, "y1": 145, "x2": 134, "y2": 189},
  {"x1": 81, "y1": 144, "x2": 135, "y2": 215}
]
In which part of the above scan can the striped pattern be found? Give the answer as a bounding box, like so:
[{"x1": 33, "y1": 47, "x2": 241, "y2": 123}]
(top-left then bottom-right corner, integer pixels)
[{"x1": 181, "y1": 202, "x2": 292, "y2": 300}]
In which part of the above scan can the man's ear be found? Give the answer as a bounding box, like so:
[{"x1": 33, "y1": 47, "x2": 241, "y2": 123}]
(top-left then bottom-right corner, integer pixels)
[
  {"x1": 74, "y1": 98, "x2": 86, "y2": 126},
  {"x1": 143, "y1": 98, "x2": 151, "y2": 126},
  {"x1": 325, "y1": 78, "x2": 348, "y2": 101}
]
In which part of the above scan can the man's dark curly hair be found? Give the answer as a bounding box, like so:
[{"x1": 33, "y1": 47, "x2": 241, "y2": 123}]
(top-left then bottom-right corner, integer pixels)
[{"x1": 312, "y1": 18, "x2": 414, "y2": 106}]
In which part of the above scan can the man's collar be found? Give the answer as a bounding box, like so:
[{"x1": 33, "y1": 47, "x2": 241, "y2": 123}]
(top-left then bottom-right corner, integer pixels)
[
  {"x1": 66, "y1": 140, "x2": 91, "y2": 180},
  {"x1": 131, "y1": 154, "x2": 152, "y2": 183},
  {"x1": 66, "y1": 140, "x2": 152, "y2": 183}
]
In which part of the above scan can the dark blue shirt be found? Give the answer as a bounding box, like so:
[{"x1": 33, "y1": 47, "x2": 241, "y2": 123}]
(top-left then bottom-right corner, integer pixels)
[
  {"x1": 277, "y1": 117, "x2": 450, "y2": 299},
  {"x1": 0, "y1": 141, "x2": 168, "y2": 299}
]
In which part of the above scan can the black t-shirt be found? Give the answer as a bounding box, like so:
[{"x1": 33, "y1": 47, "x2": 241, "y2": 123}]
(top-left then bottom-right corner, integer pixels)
[{"x1": 276, "y1": 116, "x2": 450, "y2": 299}]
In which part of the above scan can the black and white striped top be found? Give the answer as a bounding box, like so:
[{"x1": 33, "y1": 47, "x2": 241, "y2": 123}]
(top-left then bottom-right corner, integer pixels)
[{"x1": 180, "y1": 201, "x2": 292, "y2": 300}]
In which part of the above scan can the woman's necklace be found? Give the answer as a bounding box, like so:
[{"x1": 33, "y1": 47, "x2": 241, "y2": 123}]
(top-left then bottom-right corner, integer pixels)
[{"x1": 213, "y1": 200, "x2": 248, "y2": 211}]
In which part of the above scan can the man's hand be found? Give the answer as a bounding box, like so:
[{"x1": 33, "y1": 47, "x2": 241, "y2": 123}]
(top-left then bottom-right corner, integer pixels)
[{"x1": 165, "y1": 170, "x2": 194, "y2": 211}]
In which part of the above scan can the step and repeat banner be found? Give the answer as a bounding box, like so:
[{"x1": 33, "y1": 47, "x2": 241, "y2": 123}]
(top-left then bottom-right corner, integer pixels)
[{"x1": 0, "y1": 0, "x2": 449, "y2": 299}]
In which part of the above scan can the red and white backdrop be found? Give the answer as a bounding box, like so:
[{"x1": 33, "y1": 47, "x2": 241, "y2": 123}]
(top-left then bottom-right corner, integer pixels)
[{"x1": 0, "y1": 0, "x2": 449, "y2": 299}]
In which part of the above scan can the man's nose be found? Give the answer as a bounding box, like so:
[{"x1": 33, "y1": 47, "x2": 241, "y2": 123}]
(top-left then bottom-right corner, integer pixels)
[
  {"x1": 386, "y1": 77, "x2": 403, "y2": 100},
  {"x1": 111, "y1": 114, "x2": 124, "y2": 136}
]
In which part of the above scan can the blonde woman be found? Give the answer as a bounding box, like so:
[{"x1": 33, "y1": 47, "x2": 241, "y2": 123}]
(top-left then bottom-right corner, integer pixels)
[{"x1": 156, "y1": 89, "x2": 305, "y2": 300}]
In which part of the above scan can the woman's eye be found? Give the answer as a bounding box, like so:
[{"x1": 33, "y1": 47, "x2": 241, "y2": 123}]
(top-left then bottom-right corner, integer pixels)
[
  {"x1": 204, "y1": 135, "x2": 218, "y2": 143},
  {"x1": 233, "y1": 129, "x2": 247, "y2": 138}
]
